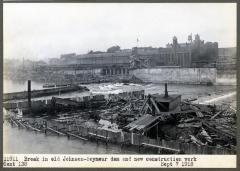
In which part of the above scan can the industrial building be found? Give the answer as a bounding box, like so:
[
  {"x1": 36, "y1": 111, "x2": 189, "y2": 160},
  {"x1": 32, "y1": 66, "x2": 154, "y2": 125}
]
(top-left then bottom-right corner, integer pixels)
[
  {"x1": 48, "y1": 34, "x2": 218, "y2": 68},
  {"x1": 35, "y1": 34, "x2": 234, "y2": 81}
]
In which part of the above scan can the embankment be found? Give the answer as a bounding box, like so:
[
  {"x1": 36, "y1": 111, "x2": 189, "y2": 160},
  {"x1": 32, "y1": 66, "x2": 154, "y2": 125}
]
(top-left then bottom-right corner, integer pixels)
[
  {"x1": 216, "y1": 69, "x2": 236, "y2": 85},
  {"x1": 131, "y1": 67, "x2": 216, "y2": 85},
  {"x1": 131, "y1": 67, "x2": 236, "y2": 85}
]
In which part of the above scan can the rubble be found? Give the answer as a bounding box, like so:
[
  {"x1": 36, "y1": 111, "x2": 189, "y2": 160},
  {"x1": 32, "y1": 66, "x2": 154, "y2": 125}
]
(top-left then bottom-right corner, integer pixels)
[{"x1": 3, "y1": 86, "x2": 236, "y2": 154}]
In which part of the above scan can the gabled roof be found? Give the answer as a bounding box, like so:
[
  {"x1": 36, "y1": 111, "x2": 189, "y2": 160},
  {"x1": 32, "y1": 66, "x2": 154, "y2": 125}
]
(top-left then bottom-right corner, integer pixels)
[{"x1": 124, "y1": 114, "x2": 160, "y2": 132}]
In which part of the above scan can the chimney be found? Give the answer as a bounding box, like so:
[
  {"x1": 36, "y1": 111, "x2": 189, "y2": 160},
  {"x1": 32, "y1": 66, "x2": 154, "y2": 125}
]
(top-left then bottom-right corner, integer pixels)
[
  {"x1": 28, "y1": 80, "x2": 31, "y2": 110},
  {"x1": 164, "y1": 83, "x2": 168, "y2": 98}
]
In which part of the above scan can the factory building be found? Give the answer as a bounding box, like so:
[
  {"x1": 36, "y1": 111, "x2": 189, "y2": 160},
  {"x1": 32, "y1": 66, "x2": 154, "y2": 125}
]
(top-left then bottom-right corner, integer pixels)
[
  {"x1": 41, "y1": 34, "x2": 222, "y2": 78},
  {"x1": 130, "y1": 34, "x2": 218, "y2": 69},
  {"x1": 217, "y1": 47, "x2": 236, "y2": 70},
  {"x1": 66, "y1": 34, "x2": 218, "y2": 70}
]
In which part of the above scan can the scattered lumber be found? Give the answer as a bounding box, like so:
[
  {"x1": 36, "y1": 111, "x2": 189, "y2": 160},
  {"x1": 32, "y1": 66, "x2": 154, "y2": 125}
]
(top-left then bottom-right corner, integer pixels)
[
  {"x1": 67, "y1": 132, "x2": 88, "y2": 141},
  {"x1": 15, "y1": 119, "x2": 26, "y2": 128},
  {"x1": 88, "y1": 132, "x2": 110, "y2": 140},
  {"x1": 46, "y1": 127, "x2": 65, "y2": 135},
  {"x1": 190, "y1": 105, "x2": 204, "y2": 118},
  {"x1": 177, "y1": 122, "x2": 202, "y2": 128},
  {"x1": 10, "y1": 118, "x2": 18, "y2": 127},
  {"x1": 211, "y1": 111, "x2": 223, "y2": 120},
  {"x1": 200, "y1": 128, "x2": 212, "y2": 143},
  {"x1": 202, "y1": 121, "x2": 236, "y2": 141},
  {"x1": 25, "y1": 123, "x2": 42, "y2": 132},
  {"x1": 189, "y1": 135, "x2": 205, "y2": 146},
  {"x1": 141, "y1": 143, "x2": 180, "y2": 154}
]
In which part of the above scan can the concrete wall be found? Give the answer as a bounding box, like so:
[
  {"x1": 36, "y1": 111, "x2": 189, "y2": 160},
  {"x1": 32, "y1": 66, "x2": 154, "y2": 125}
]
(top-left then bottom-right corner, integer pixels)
[
  {"x1": 64, "y1": 69, "x2": 102, "y2": 75},
  {"x1": 131, "y1": 67, "x2": 217, "y2": 84},
  {"x1": 216, "y1": 73, "x2": 236, "y2": 85}
]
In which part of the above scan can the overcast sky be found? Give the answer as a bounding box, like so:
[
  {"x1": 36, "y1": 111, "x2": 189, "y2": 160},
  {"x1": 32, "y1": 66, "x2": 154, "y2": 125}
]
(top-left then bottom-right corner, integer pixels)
[{"x1": 4, "y1": 3, "x2": 236, "y2": 61}]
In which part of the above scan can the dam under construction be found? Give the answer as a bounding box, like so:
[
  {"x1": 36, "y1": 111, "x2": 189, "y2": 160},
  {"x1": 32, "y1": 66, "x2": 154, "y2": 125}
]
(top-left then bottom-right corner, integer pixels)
[{"x1": 3, "y1": 79, "x2": 236, "y2": 154}]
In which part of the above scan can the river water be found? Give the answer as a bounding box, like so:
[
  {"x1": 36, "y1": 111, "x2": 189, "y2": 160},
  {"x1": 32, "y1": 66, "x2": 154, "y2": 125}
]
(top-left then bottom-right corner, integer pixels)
[{"x1": 3, "y1": 79, "x2": 236, "y2": 154}]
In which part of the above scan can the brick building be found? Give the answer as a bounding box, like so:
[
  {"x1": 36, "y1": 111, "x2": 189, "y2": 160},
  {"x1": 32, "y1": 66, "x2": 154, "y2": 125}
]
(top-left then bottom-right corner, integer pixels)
[
  {"x1": 217, "y1": 47, "x2": 236, "y2": 70},
  {"x1": 130, "y1": 34, "x2": 218, "y2": 68},
  {"x1": 42, "y1": 34, "x2": 226, "y2": 78}
]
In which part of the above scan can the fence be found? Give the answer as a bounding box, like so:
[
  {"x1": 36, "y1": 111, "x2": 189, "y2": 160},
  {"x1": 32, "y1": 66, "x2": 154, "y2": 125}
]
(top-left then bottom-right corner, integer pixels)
[{"x1": 24, "y1": 118, "x2": 235, "y2": 155}]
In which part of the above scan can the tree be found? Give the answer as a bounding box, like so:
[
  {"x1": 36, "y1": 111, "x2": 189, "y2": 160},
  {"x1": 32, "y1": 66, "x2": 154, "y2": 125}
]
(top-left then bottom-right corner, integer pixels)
[
  {"x1": 88, "y1": 50, "x2": 94, "y2": 54},
  {"x1": 107, "y1": 45, "x2": 121, "y2": 53},
  {"x1": 88, "y1": 50, "x2": 104, "y2": 54}
]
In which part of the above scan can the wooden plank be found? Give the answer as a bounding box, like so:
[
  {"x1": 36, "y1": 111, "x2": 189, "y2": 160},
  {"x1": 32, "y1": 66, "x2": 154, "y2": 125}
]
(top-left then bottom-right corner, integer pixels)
[
  {"x1": 67, "y1": 132, "x2": 88, "y2": 141},
  {"x1": 15, "y1": 120, "x2": 26, "y2": 128},
  {"x1": 202, "y1": 121, "x2": 235, "y2": 140},
  {"x1": 129, "y1": 125, "x2": 139, "y2": 131},
  {"x1": 88, "y1": 132, "x2": 110, "y2": 140},
  {"x1": 177, "y1": 122, "x2": 202, "y2": 128},
  {"x1": 196, "y1": 111, "x2": 204, "y2": 118},
  {"x1": 140, "y1": 97, "x2": 149, "y2": 114},
  {"x1": 143, "y1": 120, "x2": 160, "y2": 132},
  {"x1": 190, "y1": 105, "x2": 204, "y2": 118},
  {"x1": 141, "y1": 143, "x2": 180, "y2": 153},
  {"x1": 146, "y1": 103, "x2": 153, "y2": 113},
  {"x1": 150, "y1": 97, "x2": 161, "y2": 114},
  {"x1": 46, "y1": 127, "x2": 65, "y2": 135},
  {"x1": 229, "y1": 106, "x2": 236, "y2": 112},
  {"x1": 200, "y1": 128, "x2": 213, "y2": 143},
  {"x1": 189, "y1": 135, "x2": 205, "y2": 146},
  {"x1": 24, "y1": 123, "x2": 41, "y2": 132},
  {"x1": 211, "y1": 111, "x2": 223, "y2": 120},
  {"x1": 10, "y1": 118, "x2": 18, "y2": 127}
]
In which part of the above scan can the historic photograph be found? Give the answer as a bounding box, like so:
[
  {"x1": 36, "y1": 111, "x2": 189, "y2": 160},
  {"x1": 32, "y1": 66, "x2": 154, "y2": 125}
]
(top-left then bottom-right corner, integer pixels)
[{"x1": 3, "y1": 3, "x2": 236, "y2": 156}]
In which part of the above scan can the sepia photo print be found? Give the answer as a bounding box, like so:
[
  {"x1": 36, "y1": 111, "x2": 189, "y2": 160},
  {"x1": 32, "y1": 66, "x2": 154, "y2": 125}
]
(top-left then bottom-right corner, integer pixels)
[{"x1": 2, "y1": 2, "x2": 237, "y2": 168}]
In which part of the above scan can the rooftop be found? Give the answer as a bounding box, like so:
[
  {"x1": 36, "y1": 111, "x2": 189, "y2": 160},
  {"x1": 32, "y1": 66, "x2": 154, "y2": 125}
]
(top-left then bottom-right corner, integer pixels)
[{"x1": 125, "y1": 114, "x2": 161, "y2": 132}]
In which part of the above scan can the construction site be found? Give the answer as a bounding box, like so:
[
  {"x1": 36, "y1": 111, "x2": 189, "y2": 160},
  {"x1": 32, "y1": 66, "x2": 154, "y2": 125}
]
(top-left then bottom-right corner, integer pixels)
[{"x1": 3, "y1": 80, "x2": 236, "y2": 154}]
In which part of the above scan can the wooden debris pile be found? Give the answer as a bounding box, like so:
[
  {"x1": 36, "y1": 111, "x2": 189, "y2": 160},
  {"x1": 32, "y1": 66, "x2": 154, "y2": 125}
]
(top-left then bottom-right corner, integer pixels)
[
  {"x1": 167, "y1": 100, "x2": 236, "y2": 150},
  {"x1": 4, "y1": 89, "x2": 236, "y2": 152}
]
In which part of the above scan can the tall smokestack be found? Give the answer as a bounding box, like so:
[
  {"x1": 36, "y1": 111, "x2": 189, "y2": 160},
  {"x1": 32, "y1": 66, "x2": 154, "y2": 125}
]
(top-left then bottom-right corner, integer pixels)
[
  {"x1": 164, "y1": 83, "x2": 168, "y2": 98},
  {"x1": 28, "y1": 80, "x2": 31, "y2": 111}
]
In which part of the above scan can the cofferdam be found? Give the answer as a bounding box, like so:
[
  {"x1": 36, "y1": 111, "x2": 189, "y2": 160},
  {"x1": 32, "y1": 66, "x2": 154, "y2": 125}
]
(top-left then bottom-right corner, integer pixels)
[{"x1": 3, "y1": 80, "x2": 236, "y2": 154}]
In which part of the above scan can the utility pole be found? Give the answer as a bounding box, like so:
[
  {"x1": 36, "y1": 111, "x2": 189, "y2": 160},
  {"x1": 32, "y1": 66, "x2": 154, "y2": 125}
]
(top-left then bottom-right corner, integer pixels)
[
  {"x1": 136, "y1": 38, "x2": 139, "y2": 48},
  {"x1": 27, "y1": 80, "x2": 31, "y2": 113}
]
